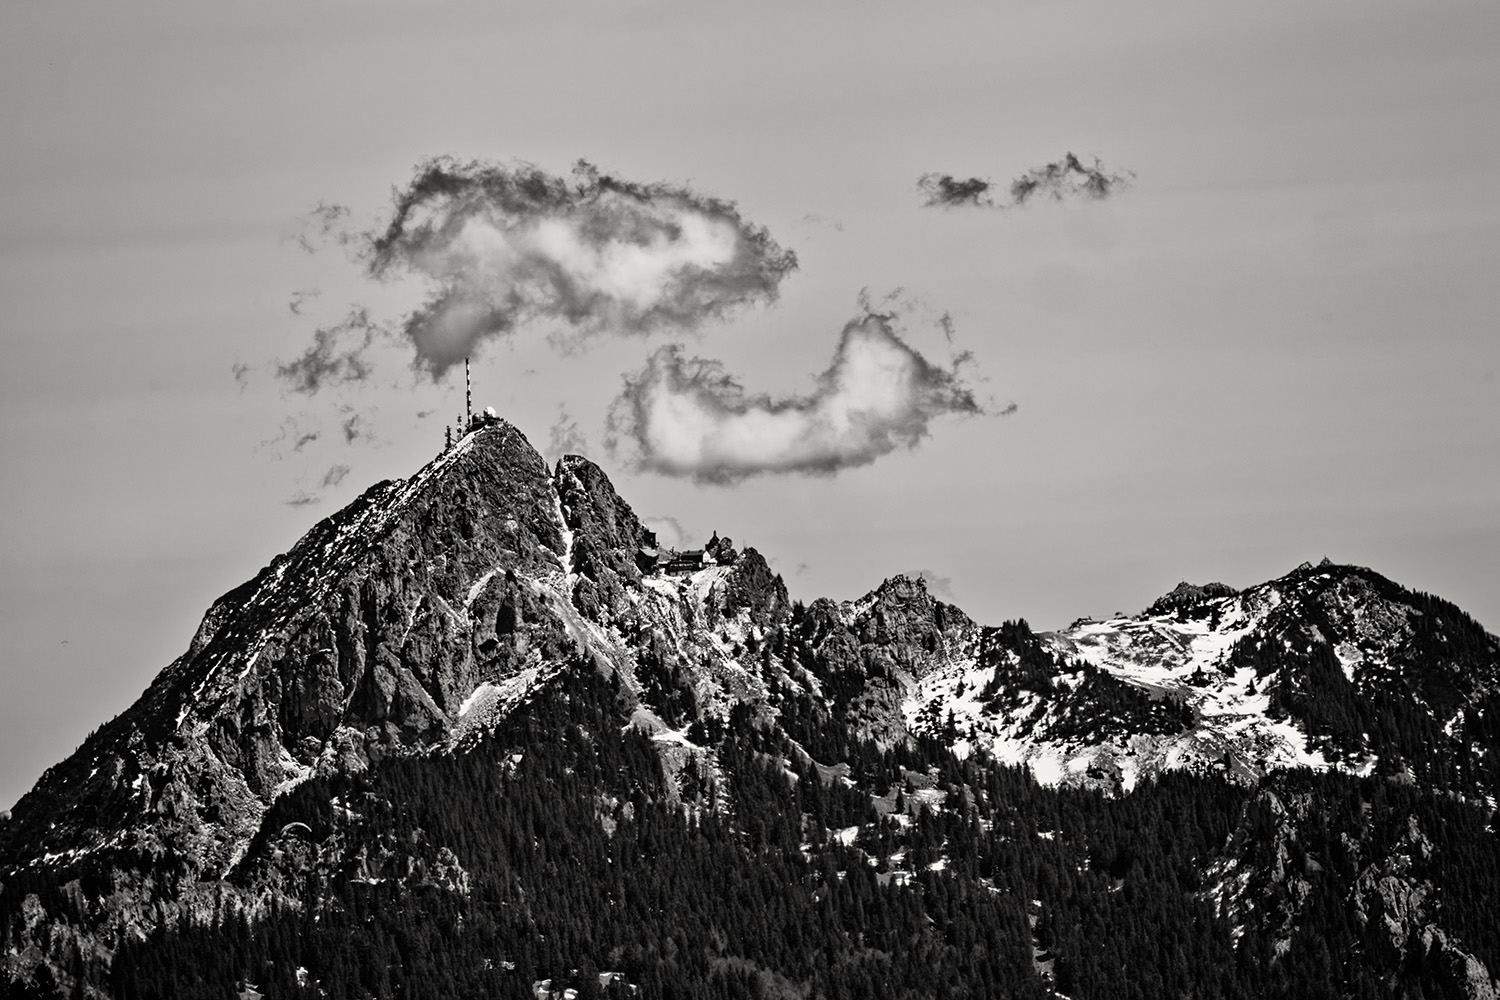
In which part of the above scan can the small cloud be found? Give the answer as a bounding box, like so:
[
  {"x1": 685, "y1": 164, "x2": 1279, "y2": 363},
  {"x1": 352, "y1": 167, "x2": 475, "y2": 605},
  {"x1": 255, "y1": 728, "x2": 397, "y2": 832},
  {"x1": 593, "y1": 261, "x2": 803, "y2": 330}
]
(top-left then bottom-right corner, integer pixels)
[
  {"x1": 917, "y1": 174, "x2": 996, "y2": 208},
  {"x1": 799, "y1": 213, "x2": 845, "y2": 232},
  {"x1": 339, "y1": 408, "x2": 373, "y2": 445},
  {"x1": 606, "y1": 311, "x2": 992, "y2": 484},
  {"x1": 856, "y1": 286, "x2": 921, "y2": 314},
  {"x1": 231, "y1": 362, "x2": 251, "y2": 391},
  {"x1": 919, "y1": 153, "x2": 1133, "y2": 210},
  {"x1": 319, "y1": 464, "x2": 351, "y2": 488},
  {"x1": 292, "y1": 202, "x2": 352, "y2": 255},
  {"x1": 288, "y1": 288, "x2": 322, "y2": 316},
  {"x1": 545, "y1": 406, "x2": 590, "y2": 463},
  {"x1": 937, "y1": 312, "x2": 955, "y2": 343},
  {"x1": 1010, "y1": 152, "x2": 1132, "y2": 205},
  {"x1": 285, "y1": 491, "x2": 319, "y2": 507},
  {"x1": 260, "y1": 416, "x2": 325, "y2": 458},
  {"x1": 276, "y1": 307, "x2": 384, "y2": 395},
  {"x1": 642, "y1": 515, "x2": 687, "y2": 549},
  {"x1": 910, "y1": 569, "x2": 956, "y2": 602}
]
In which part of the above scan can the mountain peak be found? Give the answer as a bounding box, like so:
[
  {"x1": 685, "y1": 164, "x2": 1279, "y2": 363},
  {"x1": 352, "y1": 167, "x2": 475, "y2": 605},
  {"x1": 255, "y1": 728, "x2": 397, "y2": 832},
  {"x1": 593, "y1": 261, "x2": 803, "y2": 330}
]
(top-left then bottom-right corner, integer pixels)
[
  {"x1": 6, "y1": 416, "x2": 1500, "y2": 999},
  {"x1": 0, "y1": 415, "x2": 579, "y2": 878}
]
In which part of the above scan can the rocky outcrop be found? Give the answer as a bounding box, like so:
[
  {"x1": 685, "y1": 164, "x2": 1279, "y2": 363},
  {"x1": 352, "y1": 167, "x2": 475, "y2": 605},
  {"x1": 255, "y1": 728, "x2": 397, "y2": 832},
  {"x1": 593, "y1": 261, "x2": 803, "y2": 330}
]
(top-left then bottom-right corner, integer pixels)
[
  {"x1": 1144, "y1": 580, "x2": 1239, "y2": 616},
  {"x1": 717, "y1": 548, "x2": 788, "y2": 627},
  {"x1": 554, "y1": 453, "x2": 649, "y2": 625},
  {"x1": 799, "y1": 575, "x2": 978, "y2": 746}
]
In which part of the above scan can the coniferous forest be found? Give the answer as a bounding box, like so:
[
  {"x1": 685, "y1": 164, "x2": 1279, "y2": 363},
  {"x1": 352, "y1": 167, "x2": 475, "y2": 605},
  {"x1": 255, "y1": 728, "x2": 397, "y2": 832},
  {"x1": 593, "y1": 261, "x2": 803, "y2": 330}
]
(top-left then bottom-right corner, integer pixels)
[{"x1": 6, "y1": 656, "x2": 1498, "y2": 1000}]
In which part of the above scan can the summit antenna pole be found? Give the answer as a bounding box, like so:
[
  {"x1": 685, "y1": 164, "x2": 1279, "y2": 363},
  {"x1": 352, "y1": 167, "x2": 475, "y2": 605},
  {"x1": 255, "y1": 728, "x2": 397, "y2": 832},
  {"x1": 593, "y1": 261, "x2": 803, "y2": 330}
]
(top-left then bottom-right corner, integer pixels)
[{"x1": 464, "y1": 357, "x2": 472, "y2": 429}]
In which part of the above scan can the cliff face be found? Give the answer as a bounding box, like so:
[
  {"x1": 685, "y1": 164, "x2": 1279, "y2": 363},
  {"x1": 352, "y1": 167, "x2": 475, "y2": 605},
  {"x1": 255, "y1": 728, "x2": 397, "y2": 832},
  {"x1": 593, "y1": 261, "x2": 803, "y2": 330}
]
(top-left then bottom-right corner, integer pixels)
[{"x1": 3, "y1": 420, "x2": 1499, "y2": 999}]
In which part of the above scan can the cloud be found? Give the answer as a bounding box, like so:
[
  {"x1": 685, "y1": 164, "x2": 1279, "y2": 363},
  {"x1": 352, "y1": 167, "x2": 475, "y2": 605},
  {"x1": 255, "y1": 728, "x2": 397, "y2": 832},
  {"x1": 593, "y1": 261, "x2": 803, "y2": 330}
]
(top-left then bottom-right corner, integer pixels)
[
  {"x1": 339, "y1": 409, "x2": 370, "y2": 445},
  {"x1": 284, "y1": 491, "x2": 319, "y2": 507},
  {"x1": 276, "y1": 307, "x2": 384, "y2": 395},
  {"x1": 937, "y1": 312, "x2": 956, "y2": 343},
  {"x1": 606, "y1": 312, "x2": 995, "y2": 484},
  {"x1": 545, "y1": 406, "x2": 590, "y2": 463},
  {"x1": 1010, "y1": 152, "x2": 1132, "y2": 205},
  {"x1": 319, "y1": 464, "x2": 351, "y2": 488},
  {"x1": 919, "y1": 153, "x2": 1132, "y2": 210},
  {"x1": 259, "y1": 416, "x2": 321, "y2": 456},
  {"x1": 909, "y1": 569, "x2": 956, "y2": 602},
  {"x1": 294, "y1": 202, "x2": 352, "y2": 254},
  {"x1": 287, "y1": 288, "x2": 322, "y2": 316},
  {"x1": 857, "y1": 285, "x2": 918, "y2": 314},
  {"x1": 799, "y1": 212, "x2": 844, "y2": 232},
  {"x1": 918, "y1": 174, "x2": 996, "y2": 208},
  {"x1": 346, "y1": 157, "x2": 799, "y2": 379},
  {"x1": 231, "y1": 362, "x2": 251, "y2": 391},
  {"x1": 642, "y1": 515, "x2": 687, "y2": 549}
]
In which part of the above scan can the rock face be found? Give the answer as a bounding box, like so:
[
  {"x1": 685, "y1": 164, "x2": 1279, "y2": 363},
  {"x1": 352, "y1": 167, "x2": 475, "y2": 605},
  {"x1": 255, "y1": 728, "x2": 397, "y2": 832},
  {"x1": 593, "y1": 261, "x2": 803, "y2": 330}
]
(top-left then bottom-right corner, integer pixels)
[
  {"x1": 554, "y1": 453, "x2": 650, "y2": 625},
  {"x1": 3, "y1": 419, "x2": 1499, "y2": 999}
]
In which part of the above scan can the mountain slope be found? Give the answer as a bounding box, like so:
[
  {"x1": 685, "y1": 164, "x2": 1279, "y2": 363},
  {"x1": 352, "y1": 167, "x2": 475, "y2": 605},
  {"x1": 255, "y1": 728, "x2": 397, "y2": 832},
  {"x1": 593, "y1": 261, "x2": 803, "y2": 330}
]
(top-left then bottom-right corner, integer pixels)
[{"x1": 3, "y1": 419, "x2": 1499, "y2": 1000}]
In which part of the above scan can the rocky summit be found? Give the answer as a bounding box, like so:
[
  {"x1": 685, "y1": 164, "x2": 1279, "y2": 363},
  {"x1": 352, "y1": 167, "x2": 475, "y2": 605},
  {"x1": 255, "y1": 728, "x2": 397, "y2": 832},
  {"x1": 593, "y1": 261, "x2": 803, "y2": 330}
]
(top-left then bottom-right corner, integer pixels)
[{"x1": 3, "y1": 420, "x2": 1500, "y2": 1000}]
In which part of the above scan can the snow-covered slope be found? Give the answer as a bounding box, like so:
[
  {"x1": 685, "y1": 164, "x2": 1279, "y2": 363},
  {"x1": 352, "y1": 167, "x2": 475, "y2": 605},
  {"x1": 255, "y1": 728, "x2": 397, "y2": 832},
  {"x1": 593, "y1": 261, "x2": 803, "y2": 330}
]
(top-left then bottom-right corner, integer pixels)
[{"x1": 903, "y1": 561, "x2": 1500, "y2": 793}]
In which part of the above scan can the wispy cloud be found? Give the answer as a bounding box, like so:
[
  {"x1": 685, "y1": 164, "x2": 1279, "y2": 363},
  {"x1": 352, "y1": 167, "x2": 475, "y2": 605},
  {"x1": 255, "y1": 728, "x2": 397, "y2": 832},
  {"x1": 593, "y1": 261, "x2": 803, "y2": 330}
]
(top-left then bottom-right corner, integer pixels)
[
  {"x1": 319, "y1": 464, "x2": 351, "y2": 489},
  {"x1": 919, "y1": 153, "x2": 1132, "y2": 210},
  {"x1": 917, "y1": 174, "x2": 998, "y2": 209},
  {"x1": 276, "y1": 307, "x2": 382, "y2": 395},
  {"x1": 293, "y1": 202, "x2": 353, "y2": 255},
  {"x1": 287, "y1": 288, "x2": 322, "y2": 316},
  {"x1": 545, "y1": 406, "x2": 590, "y2": 463},
  {"x1": 339, "y1": 409, "x2": 370, "y2": 445},
  {"x1": 1010, "y1": 152, "x2": 1132, "y2": 204}
]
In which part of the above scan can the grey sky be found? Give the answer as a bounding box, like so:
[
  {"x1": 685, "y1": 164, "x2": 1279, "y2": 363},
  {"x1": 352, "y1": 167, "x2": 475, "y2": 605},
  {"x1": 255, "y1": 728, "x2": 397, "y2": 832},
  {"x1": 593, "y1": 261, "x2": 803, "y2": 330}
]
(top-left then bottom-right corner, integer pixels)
[{"x1": 3, "y1": 0, "x2": 1499, "y2": 810}]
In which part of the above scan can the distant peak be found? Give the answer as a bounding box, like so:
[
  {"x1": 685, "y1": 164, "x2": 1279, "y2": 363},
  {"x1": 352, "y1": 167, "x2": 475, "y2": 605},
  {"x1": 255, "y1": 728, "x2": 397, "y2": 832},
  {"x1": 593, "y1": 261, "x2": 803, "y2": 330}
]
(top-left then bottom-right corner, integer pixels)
[{"x1": 1144, "y1": 580, "x2": 1239, "y2": 616}]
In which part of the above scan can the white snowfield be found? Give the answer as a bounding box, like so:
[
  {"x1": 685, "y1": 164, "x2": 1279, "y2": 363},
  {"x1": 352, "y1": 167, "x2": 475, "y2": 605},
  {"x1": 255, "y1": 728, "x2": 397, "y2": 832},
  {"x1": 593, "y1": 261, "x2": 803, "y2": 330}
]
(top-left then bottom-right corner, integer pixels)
[{"x1": 902, "y1": 579, "x2": 1385, "y2": 793}]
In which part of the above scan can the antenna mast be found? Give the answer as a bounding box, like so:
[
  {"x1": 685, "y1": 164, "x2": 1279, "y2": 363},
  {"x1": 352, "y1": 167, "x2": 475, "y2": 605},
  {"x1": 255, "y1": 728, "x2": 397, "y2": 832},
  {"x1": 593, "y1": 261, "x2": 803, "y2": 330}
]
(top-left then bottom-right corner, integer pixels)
[{"x1": 464, "y1": 357, "x2": 472, "y2": 429}]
